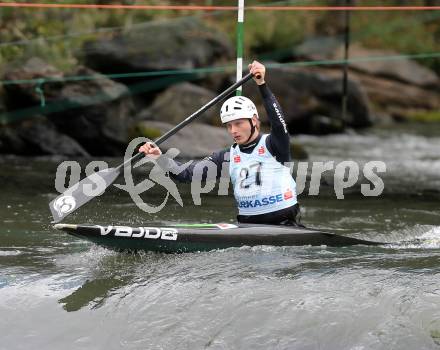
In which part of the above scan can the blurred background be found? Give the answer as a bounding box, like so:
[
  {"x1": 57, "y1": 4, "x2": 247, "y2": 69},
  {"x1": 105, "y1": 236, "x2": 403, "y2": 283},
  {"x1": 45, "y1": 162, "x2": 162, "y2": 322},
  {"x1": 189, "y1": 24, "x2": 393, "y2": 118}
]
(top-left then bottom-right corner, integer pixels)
[{"x1": 0, "y1": 0, "x2": 439, "y2": 158}]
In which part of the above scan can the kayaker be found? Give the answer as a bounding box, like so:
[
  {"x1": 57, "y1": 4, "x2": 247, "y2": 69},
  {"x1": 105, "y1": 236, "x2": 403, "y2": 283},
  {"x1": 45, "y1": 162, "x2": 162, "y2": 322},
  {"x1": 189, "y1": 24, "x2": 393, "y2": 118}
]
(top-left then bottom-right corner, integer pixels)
[{"x1": 139, "y1": 61, "x2": 301, "y2": 226}]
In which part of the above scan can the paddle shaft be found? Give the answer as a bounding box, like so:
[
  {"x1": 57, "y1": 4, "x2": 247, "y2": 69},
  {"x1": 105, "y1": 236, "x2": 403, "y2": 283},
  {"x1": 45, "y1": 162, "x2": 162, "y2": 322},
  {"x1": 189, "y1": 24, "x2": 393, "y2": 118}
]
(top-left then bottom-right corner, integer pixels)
[
  {"x1": 118, "y1": 72, "x2": 256, "y2": 170},
  {"x1": 49, "y1": 71, "x2": 257, "y2": 223}
]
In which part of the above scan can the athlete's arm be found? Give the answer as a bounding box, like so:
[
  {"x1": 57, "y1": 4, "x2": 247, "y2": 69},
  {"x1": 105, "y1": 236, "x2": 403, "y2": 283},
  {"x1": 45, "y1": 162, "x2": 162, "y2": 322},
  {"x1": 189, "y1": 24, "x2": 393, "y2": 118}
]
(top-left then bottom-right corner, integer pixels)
[
  {"x1": 259, "y1": 83, "x2": 291, "y2": 163},
  {"x1": 155, "y1": 149, "x2": 229, "y2": 183}
]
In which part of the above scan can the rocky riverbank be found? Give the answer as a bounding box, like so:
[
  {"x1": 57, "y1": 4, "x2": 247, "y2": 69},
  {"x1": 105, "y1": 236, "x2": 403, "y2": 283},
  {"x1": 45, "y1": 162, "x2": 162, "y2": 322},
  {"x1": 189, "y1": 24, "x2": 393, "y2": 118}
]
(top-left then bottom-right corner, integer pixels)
[{"x1": 1, "y1": 18, "x2": 439, "y2": 158}]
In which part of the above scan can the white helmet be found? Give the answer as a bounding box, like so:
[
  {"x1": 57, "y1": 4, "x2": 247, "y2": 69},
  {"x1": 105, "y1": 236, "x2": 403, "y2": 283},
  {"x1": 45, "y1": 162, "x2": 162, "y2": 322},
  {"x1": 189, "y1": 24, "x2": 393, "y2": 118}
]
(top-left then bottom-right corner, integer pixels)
[{"x1": 220, "y1": 96, "x2": 259, "y2": 124}]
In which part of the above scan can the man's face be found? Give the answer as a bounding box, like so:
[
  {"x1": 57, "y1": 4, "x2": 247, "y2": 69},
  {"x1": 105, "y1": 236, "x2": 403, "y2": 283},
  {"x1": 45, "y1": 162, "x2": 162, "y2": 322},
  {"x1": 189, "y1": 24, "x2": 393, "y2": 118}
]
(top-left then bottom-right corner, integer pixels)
[{"x1": 226, "y1": 117, "x2": 256, "y2": 144}]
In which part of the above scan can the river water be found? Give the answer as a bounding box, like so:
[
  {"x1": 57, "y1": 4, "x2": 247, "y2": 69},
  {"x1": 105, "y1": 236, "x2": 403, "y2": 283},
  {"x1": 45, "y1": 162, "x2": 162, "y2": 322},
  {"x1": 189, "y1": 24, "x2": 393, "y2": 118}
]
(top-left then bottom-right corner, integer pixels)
[{"x1": 1, "y1": 123, "x2": 440, "y2": 349}]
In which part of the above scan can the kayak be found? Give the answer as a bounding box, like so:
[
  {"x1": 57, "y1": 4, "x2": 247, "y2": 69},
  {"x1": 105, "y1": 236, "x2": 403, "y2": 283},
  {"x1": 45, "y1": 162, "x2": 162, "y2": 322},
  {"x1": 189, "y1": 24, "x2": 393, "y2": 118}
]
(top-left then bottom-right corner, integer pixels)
[{"x1": 54, "y1": 223, "x2": 381, "y2": 253}]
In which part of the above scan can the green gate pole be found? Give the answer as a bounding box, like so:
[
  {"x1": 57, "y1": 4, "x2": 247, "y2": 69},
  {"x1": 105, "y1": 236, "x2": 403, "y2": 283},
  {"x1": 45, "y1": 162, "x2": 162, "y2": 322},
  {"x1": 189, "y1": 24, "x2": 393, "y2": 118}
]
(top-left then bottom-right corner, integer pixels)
[{"x1": 236, "y1": 0, "x2": 245, "y2": 96}]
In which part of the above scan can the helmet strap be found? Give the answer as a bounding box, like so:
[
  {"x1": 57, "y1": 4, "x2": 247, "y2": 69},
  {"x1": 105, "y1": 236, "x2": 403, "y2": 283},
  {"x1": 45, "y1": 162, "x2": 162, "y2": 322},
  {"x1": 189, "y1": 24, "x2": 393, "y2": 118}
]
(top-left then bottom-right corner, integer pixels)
[{"x1": 245, "y1": 119, "x2": 256, "y2": 144}]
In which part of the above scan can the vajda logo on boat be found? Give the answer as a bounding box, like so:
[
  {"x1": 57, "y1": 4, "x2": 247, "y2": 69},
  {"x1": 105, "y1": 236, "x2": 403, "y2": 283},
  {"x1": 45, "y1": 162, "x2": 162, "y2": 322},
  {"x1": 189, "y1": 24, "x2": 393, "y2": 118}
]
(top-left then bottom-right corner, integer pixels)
[{"x1": 97, "y1": 225, "x2": 178, "y2": 241}]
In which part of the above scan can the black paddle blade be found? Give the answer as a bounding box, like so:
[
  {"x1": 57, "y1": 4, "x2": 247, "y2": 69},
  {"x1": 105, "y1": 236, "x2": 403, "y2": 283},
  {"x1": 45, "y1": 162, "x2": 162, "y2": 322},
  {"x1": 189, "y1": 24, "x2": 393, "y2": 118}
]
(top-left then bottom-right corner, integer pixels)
[{"x1": 49, "y1": 168, "x2": 121, "y2": 223}]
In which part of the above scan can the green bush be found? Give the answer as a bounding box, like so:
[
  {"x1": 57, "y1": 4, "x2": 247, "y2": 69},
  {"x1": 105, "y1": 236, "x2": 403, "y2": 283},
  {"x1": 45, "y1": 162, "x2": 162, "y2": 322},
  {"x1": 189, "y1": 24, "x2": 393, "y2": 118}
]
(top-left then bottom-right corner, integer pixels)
[{"x1": 407, "y1": 110, "x2": 440, "y2": 123}]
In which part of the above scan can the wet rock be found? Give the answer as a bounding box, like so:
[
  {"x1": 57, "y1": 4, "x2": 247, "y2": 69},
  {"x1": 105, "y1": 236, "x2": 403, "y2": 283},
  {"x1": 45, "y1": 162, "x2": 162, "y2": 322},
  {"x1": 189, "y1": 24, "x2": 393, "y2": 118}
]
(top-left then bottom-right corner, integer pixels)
[
  {"x1": 360, "y1": 75, "x2": 439, "y2": 118},
  {"x1": 2, "y1": 57, "x2": 64, "y2": 109},
  {"x1": 341, "y1": 45, "x2": 438, "y2": 88},
  {"x1": 308, "y1": 115, "x2": 345, "y2": 135},
  {"x1": 295, "y1": 36, "x2": 342, "y2": 61},
  {"x1": 136, "y1": 82, "x2": 220, "y2": 126},
  {"x1": 48, "y1": 66, "x2": 135, "y2": 156},
  {"x1": 131, "y1": 120, "x2": 231, "y2": 158},
  {"x1": 327, "y1": 68, "x2": 440, "y2": 120},
  {"x1": 81, "y1": 17, "x2": 234, "y2": 77},
  {"x1": 3, "y1": 59, "x2": 136, "y2": 156},
  {"x1": 290, "y1": 142, "x2": 308, "y2": 160},
  {"x1": 296, "y1": 39, "x2": 439, "y2": 88},
  {"x1": 0, "y1": 94, "x2": 5, "y2": 115},
  {"x1": 0, "y1": 116, "x2": 89, "y2": 156},
  {"x1": 243, "y1": 66, "x2": 372, "y2": 134}
]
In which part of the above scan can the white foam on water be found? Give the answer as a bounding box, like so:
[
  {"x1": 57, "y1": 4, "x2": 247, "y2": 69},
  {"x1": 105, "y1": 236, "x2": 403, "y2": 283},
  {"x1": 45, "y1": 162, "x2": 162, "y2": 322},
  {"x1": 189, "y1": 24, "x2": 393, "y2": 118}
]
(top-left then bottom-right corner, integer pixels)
[
  {"x1": 415, "y1": 226, "x2": 440, "y2": 248},
  {"x1": 54, "y1": 244, "x2": 118, "y2": 269},
  {"x1": 0, "y1": 250, "x2": 22, "y2": 256},
  {"x1": 387, "y1": 226, "x2": 440, "y2": 249}
]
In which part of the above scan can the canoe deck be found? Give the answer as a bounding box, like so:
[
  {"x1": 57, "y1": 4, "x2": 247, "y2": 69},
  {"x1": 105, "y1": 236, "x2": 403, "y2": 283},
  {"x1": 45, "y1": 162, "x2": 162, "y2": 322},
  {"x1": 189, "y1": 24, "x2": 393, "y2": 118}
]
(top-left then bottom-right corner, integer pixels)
[{"x1": 54, "y1": 223, "x2": 382, "y2": 253}]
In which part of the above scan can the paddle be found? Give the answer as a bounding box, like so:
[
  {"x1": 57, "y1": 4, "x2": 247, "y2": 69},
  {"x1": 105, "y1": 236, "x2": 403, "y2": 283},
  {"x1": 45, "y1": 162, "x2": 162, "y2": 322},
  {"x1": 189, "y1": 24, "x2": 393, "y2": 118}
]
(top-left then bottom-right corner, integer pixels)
[{"x1": 49, "y1": 72, "x2": 257, "y2": 223}]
